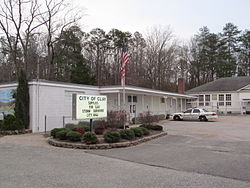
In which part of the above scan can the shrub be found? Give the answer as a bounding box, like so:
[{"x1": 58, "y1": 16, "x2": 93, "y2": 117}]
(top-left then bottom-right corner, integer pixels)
[
  {"x1": 65, "y1": 123, "x2": 76, "y2": 129},
  {"x1": 130, "y1": 127, "x2": 143, "y2": 137},
  {"x1": 140, "y1": 124, "x2": 163, "y2": 131},
  {"x1": 51, "y1": 128, "x2": 66, "y2": 138},
  {"x1": 106, "y1": 111, "x2": 126, "y2": 129},
  {"x1": 66, "y1": 131, "x2": 82, "y2": 142},
  {"x1": 94, "y1": 125, "x2": 105, "y2": 135},
  {"x1": 78, "y1": 121, "x2": 90, "y2": 127},
  {"x1": 75, "y1": 128, "x2": 85, "y2": 134},
  {"x1": 104, "y1": 131, "x2": 120, "y2": 143},
  {"x1": 1, "y1": 114, "x2": 24, "y2": 131},
  {"x1": 151, "y1": 125, "x2": 163, "y2": 131},
  {"x1": 138, "y1": 127, "x2": 150, "y2": 136},
  {"x1": 66, "y1": 123, "x2": 90, "y2": 132},
  {"x1": 56, "y1": 129, "x2": 70, "y2": 140},
  {"x1": 119, "y1": 129, "x2": 135, "y2": 140},
  {"x1": 82, "y1": 132, "x2": 98, "y2": 144}
]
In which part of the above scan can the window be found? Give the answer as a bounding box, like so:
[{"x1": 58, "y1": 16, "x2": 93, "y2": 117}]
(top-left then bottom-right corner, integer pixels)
[
  {"x1": 128, "y1": 96, "x2": 137, "y2": 103},
  {"x1": 205, "y1": 95, "x2": 210, "y2": 106},
  {"x1": 161, "y1": 97, "x2": 165, "y2": 103},
  {"x1": 133, "y1": 96, "x2": 137, "y2": 102},
  {"x1": 225, "y1": 94, "x2": 231, "y2": 106},
  {"x1": 193, "y1": 109, "x2": 200, "y2": 113},
  {"x1": 226, "y1": 94, "x2": 231, "y2": 101},
  {"x1": 184, "y1": 109, "x2": 192, "y2": 113},
  {"x1": 218, "y1": 94, "x2": 224, "y2": 106},
  {"x1": 199, "y1": 95, "x2": 204, "y2": 106},
  {"x1": 128, "y1": 96, "x2": 132, "y2": 102},
  {"x1": 212, "y1": 94, "x2": 217, "y2": 100}
]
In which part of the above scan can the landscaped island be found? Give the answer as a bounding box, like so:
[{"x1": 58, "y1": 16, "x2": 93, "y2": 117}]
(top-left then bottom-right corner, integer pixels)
[{"x1": 48, "y1": 111, "x2": 167, "y2": 149}]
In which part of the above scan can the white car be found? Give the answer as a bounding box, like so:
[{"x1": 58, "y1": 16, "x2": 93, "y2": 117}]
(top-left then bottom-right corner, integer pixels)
[{"x1": 170, "y1": 108, "x2": 218, "y2": 121}]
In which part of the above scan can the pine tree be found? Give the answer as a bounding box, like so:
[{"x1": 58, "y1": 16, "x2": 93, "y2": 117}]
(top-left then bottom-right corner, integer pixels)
[{"x1": 14, "y1": 70, "x2": 30, "y2": 129}]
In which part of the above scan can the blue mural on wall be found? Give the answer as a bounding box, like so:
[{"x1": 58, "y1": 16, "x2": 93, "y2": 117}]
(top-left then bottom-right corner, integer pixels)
[{"x1": 0, "y1": 88, "x2": 16, "y2": 115}]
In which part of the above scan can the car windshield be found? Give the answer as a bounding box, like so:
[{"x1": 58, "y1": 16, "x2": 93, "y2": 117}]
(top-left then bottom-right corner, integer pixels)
[{"x1": 203, "y1": 109, "x2": 208, "y2": 112}]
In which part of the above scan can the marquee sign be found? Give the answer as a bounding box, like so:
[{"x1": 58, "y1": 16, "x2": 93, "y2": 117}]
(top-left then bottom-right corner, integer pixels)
[{"x1": 73, "y1": 94, "x2": 107, "y2": 120}]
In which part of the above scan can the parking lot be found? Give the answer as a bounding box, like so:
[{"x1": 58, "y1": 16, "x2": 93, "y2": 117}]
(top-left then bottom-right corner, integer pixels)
[{"x1": 1, "y1": 116, "x2": 250, "y2": 187}]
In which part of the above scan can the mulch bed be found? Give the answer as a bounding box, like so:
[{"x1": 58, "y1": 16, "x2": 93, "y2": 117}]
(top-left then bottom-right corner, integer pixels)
[{"x1": 48, "y1": 130, "x2": 168, "y2": 150}]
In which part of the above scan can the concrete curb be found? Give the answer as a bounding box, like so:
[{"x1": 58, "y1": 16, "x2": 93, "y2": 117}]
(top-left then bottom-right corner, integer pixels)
[
  {"x1": 48, "y1": 131, "x2": 168, "y2": 150},
  {"x1": 0, "y1": 129, "x2": 32, "y2": 136}
]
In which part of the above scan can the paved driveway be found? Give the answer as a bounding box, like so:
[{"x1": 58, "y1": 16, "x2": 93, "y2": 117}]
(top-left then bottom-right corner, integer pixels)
[
  {"x1": 1, "y1": 116, "x2": 250, "y2": 187},
  {"x1": 87, "y1": 116, "x2": 250, "y2": 183}
]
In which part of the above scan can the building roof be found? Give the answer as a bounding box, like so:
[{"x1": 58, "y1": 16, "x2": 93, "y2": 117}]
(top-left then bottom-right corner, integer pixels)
[
  {"x1": 186, "y1": 76, "x2": 250, "y2": 94},
  {"x1": 100, "y1": 85, "x2": 195, "y2": 98},
  {"x1": 0, "y1": 79, "x2": 195, "y2": 98}
]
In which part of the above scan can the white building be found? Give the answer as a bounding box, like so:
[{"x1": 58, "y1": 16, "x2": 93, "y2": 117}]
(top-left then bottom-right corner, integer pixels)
[
  {"x1": 0, "y1": 80, "x2": 194, "y2": 132},
  {"x1": 186, "y1": 77, "x2": 250, "y2": 114}
]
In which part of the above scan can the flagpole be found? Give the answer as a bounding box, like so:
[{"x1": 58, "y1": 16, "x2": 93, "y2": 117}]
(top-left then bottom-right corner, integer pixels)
[{"x1": 123, "y1": 76, "x2": 126, "y2": 129}]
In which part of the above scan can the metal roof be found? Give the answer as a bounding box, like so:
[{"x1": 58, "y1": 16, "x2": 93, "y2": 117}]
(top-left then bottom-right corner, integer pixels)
[
  {"x1": 186, "y1": 76, "x2": 250, "y2": 94},
  {"x1": 0, "y1": 79, "x2": 194, "y2": 98}
]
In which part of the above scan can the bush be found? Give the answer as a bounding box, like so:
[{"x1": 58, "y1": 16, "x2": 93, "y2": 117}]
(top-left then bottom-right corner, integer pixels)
[
  {"x1": 66, "y1": 131, "x2": 82, "y2": 142},
  {"x1": 65, "y1": 123, "x2": 76, "y2": 129},
  {"x1": 1, "y1": 114, "x2": 24, "y2": 131},
  {"x1": 104, "y1": 131, "x2": 120, "y2": 143},
  {"x1": 151, "y1": 125, "x2": 163, "y2": 131},
  {"x1": 138, "y1": 127, "x2": 150, "y2": 136},
  {"x1": 56, "y1": 129, "x2": 70, "y2": 140},
  {"x1": 75, "y1": 128, "x2": 85, "y2": 134},
  {"x1": 66, "y1": 123, "x2": 90, "y2": 132},
  {"x1": 140, "y1": 124, "x2": 163, "y2": 131},
  {"x1": 82, "y1": 132, "x2": 98, "y2": 144},
  {"x1": 94, "y1": 125, "x2": 105, "y2": 135},
  {"x1": 78, "y1": 121, "x2": 90, "y2": 127},
  {"x1": 106, "y1": 111, "x2": 126, "y2": 129},
  {"x1": 50, "y1": 128, "x2": 66, "y2": 138},
  {"x1": 130, "y1": 127, "x2": 143, "y2": 137},
  {"x1": 119, "y1": 129, "x2": 135, "y2": 140}
]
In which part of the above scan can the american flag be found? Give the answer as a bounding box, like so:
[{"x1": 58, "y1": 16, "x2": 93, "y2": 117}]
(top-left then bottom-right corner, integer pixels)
[{"x1": 120, "y1": 47, "x2": 129, "y2": 87}]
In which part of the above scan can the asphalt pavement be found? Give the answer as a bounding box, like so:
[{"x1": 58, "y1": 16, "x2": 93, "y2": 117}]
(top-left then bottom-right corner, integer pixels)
[{"x1": 1, "y1": 116, "x2": 250, "y2": 188}]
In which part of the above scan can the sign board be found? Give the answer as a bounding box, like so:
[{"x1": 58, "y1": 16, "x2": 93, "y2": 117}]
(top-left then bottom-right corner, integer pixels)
[{"x1": 73, "y1": 94, "x2": 107, "y2": 120}]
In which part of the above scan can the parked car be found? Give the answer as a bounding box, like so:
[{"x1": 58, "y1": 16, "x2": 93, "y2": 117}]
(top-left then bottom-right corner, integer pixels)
[{"x1": 170, "y1": 108, "x2": 218, "y2": 121}]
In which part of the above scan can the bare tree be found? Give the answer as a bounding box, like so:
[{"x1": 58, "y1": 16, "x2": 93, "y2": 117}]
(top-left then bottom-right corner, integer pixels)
[{"x1": 40, "y1": 0, "x2": 82, "y2": 79}]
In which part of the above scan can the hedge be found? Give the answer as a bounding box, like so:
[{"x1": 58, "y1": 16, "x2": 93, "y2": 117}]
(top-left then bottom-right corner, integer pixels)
[
  {"x1": 82, "y1": 132, "x2": 98, "y2": 145},
  {"x1": 104, "y1": 131, "x2": 120, "y2": 143},
  {"x1": 119, "y1": 129, "x2": 135, "y2": 140}
]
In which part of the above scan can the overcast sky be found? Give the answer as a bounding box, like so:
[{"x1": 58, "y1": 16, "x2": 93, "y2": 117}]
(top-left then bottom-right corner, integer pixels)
[{"x1": 73, "y1": 0, "x2": 250, "y2": 40}]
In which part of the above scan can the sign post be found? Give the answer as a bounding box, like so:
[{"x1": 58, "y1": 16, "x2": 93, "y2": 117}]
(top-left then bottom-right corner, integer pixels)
[{"x1": 72, "y1": 94, "x2": 107, "y2": 132}]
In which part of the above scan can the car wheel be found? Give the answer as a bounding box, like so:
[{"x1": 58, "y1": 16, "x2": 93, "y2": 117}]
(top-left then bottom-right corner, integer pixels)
[
  {"x1": 174, "y1": 115, "x2": 181, "y2": 121},
  {"x1": 199, "y1": 116, "x2": 207, "y2": 121}
]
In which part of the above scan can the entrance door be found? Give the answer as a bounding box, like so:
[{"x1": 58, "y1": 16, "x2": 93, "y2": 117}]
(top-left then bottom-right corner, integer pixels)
[{"x1": 130, "y1": 104, "x2": 136, "y2": 119}]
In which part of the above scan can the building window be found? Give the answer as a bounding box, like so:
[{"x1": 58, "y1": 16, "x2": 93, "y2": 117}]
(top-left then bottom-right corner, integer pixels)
[
  {"x1": 161, "y1": 97, "x2": 165, "y2": 103},
  {"x1": 128, "y1": 96, "x2": 137, "y2": 103},
  {"x1": 212, "y1": 94, "x2": 217, "y2": 100},
  {"x1": 226, "y1": 94, "x2": 231, "y2": 101},
  {"x1": 133, "y1": 96, "x2": 137, "y2": 103},
  {"x1": 226, "y1": 94, "x2": 231, "y2": 106},
  {"x1": 199, "y1": 95, "x2": 204, "y2": 106},
  {"x1": 128, "y1": 96, "x2": 131, "y2": 102},
  {"x1": 205, "y1": 95, "x2": 210, "y2": 106},
  {"x1": 218, "y1": 94, "x2": 224, "y2": 106}
]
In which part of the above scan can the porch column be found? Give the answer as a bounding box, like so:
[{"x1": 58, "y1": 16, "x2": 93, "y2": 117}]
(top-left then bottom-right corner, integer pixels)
[
  {"x1": 118, "y1": 92, "x2": 121, "y2": 110},
  {"x1": 180, "y1": 98, "x2": 183, "y2": 112},
  {"x1": 142, "y1": 95, "x2": 145, "y2": 112},
  {"x1": 151, "y1": 95, "x2": 153, "y2": 112},
  {"x1": 175, "y1": 98, "x2": 178, "y2": 112},
  {"x1": 165, "y1": 96, "x2": 168, "y2": 113}
]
